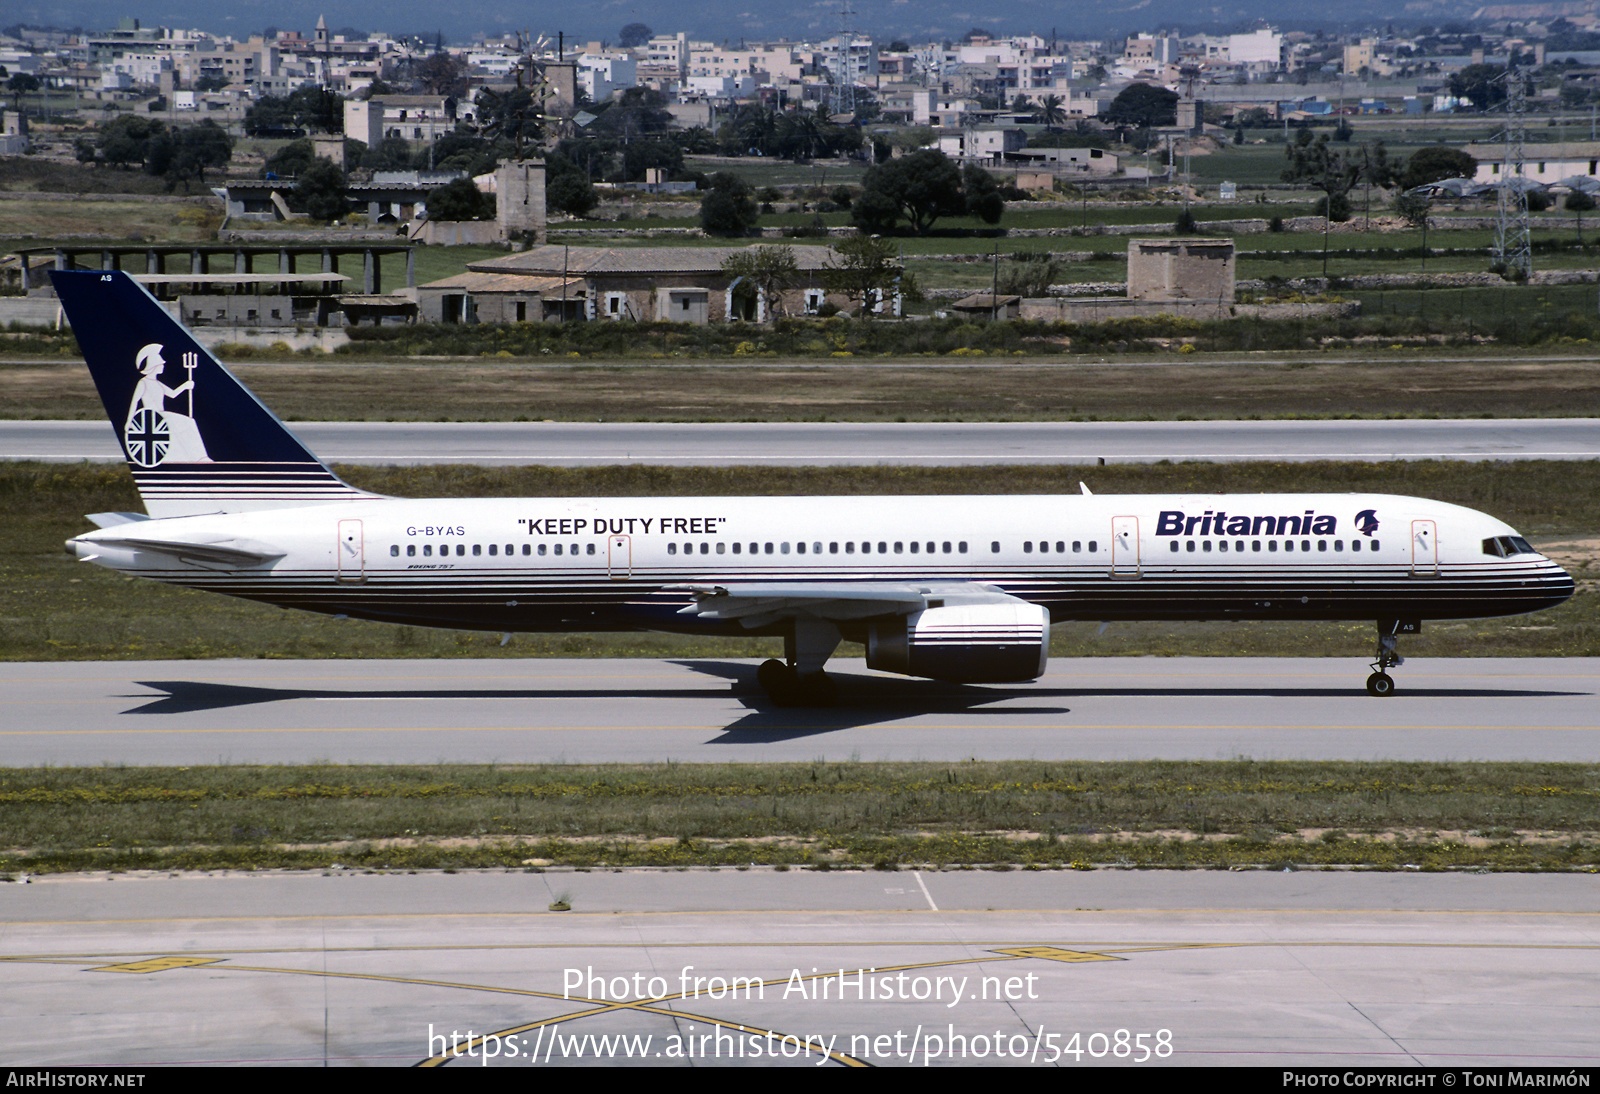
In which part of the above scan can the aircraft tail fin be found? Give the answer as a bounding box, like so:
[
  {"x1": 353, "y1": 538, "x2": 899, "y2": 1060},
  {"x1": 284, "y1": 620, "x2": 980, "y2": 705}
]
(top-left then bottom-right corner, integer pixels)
[{"x1": 51, "y1": 269, "x2": 383, "y2": 518}]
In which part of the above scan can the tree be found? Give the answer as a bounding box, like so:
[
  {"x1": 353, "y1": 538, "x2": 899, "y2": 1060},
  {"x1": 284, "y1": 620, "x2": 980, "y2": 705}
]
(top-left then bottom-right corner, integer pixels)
[
  {"x1": 545, "y1": 153, "x2": 598, "y2": 217},
  {"x1": 961, "y1": 162, "x2": 1004, "y2": 224},
  {"x1": 699, "y1": 173, "x2": 758, "y2": 237},
  {"x1": 145, "y1": 121, "x2": 234, "y2": 192},
  {"x1": 1448, "y1": 64, "x2": 1507, "y2": 111},
  {"x1": 1283, "y1": 132, "x2": 1398, "y2": 223},
  {"x1": 1037, "y1": 93, "x2": 1067, "y2": 130},
  {"x1": 1569, "y1": 188, "x2": 1596, "y2": 243},
  {"x1": 822, "y1": 233, "x2": 901, "y2": 317},
  {"x1": 263, "y1": 138, "x2": 317, "y2": 178},
  {"x1": 591, "y1": 87, "x2": 675, "y2": 140},
  {"x1": 853, "y1": 149, "x2": 964, "y2": 234},
  {"x1": 1393, "y1": 190, "x2": 1431, "y2": 228},
  {"x1": 95, "y1": 115, "x2": 164, "y2": 169},
  {"x1": 7, "y1": 71, "x2": 40, "y2": 111},
  {"x1": 293, "y1": 159, "x2": 349, "y2": 221},
  {"x1": 1105, "y1": 83, "x2": 1179, "y2": 128},
  {"x1": 618, "y1": 23, "x2": 653, "y2": 48},
  {"x1": 426, "y1": 177, "x2": 495, "y2": 220},
  {"x1": 720, "y1": 245, "x2": 798, "y2": 319},
  {"x1": 416, "y1": 51, "x2": 470, "y2": 98},
  {"x1": 1400, "y1": 146, "x2": 1478, "y2": 190}
]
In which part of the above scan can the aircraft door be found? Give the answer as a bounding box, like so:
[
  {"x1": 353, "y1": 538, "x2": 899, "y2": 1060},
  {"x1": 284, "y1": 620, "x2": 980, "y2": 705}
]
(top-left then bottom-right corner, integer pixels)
[
  {"x1": 1410, "y1": 519, "x2": 1438, "y2": 577},
  {"x1": 608, "y1": 535, "x2": 631, "y2": 580},
  {"x1": 1111, "y1": 516, "x2": 1140, "y2": 577},
  {"x1": 337, "y1": 519, "x2": 365, "y2": 583}
]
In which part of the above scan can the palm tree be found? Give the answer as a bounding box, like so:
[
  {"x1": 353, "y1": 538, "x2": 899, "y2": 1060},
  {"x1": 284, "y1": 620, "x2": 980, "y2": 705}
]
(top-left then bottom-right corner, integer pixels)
[{"x1": 1038, "y1": 93, "x2": 1066, "y2": 131}]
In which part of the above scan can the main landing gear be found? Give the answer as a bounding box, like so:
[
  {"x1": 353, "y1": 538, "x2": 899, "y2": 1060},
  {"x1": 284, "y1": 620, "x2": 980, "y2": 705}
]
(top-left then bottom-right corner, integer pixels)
[
  {"x1": 1366, "y1": 619, "x2": 1411, "y2": 697},
  {"x1": 757, "y1": 620, "x2": 842, "y2": 706}
]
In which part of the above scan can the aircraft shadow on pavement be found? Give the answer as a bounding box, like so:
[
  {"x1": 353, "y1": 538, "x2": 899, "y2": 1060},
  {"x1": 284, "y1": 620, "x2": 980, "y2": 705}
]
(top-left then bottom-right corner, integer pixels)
[{"x1": 121, "y1": 667, "x2": 1584, "y2": 731}]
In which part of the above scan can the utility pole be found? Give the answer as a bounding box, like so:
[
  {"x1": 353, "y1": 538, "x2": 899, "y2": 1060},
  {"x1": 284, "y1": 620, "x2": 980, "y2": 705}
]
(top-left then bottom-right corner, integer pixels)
[{"x1": 1493, "y1": 63, "x2": 1532, "y2": 280}]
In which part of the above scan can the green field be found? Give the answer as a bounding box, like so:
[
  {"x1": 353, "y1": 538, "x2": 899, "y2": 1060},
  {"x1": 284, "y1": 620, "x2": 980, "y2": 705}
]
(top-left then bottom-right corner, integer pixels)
[{"x1": 2, "y1": 760, "x2": 1596, "y2": 874}]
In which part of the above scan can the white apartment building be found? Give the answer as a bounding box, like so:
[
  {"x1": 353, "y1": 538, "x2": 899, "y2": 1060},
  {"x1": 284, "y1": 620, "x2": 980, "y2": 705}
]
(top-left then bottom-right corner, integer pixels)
[{"x1": 576, "y1": 53, "x2": 637, "y2": 101}]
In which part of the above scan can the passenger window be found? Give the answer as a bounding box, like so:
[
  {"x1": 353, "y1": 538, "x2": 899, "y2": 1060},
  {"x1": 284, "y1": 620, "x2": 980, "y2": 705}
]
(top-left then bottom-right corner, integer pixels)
[
  {"x1": 781, "y1": 542, "x2": 790, "y2": 554},
  {"x1": 1186, "y1": 541, "x2": 1195, "y2": 552},
  {"x1": 538, "y1": 544, "x2": 546, "y2": 556},
  {"x1": 1170, "y1": 542, "x2": 1179, "y2": 553},
  {"x1": 407, "y1": 545, "x2": 416, "y2": 557},
  {"x1": 668, "y1": 543, "x2": 677, "y2": 555},
  {"x1": 717, "y1": 542, "x2": 726, "y2": 554},
  {"x1": 390, "y1": 545, "x2": 399, "y2": 557},
  {"x1": 554, "y1": 544, "x2": 562, "y2": 555},
  {"x1": 586, "y1": 544, "x2": 595, "y2": 555},
  {"x1": 423, "y1": 545, "x2": 432, "y2": 557},
  {"x1": 472, "y1": 544, "x2": 481, "y2": 556},
  {"x1": 1088, "y1": 541, "x2": 1097, "y2": 552},
  {"x1": 990, "y1": 541, "x2": 1000, "y2": 553},
  {"x1": 1024, "y1": 541, "x2": 1033, "y2": 553}
]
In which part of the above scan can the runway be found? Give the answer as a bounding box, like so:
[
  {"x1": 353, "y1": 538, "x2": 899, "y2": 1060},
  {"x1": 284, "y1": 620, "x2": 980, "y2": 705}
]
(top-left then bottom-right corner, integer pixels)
[
  {"x1": 4, "y1": 656, "x2": 1596, "y2": 765},
  {"x1": 3, "y1": 869, "x2": 1596, "y2": 1067},
  {"x1": 5, "y1": 417, "x2": 1599, "y2": 465}
]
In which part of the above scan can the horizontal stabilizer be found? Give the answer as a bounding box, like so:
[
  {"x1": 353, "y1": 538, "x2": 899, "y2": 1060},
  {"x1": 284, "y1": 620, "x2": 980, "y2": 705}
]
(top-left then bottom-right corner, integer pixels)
[
  {"x1": 85, "y1": 533, "x2": 286, "y2": 568},
  {"x1": 86, "y1": 512, "x2": 151, "y2": 528}
]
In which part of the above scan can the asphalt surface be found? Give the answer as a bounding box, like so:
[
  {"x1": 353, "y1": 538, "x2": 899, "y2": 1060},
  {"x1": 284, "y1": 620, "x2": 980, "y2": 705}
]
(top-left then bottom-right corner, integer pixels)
[
  {"x1": 6, "y1": 417, "x2": 1600, "y2": 465},
  {"x1": 3, "y1": 870, "x2": 1596, "y2": 1067},
  {"x1": 4, "y1": 656, "x2": 1596, "y2": 765}
]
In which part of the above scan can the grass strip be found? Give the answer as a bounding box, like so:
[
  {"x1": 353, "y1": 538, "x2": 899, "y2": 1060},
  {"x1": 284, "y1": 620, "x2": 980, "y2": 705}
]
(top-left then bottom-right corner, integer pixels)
[
  {"x1": 8, "y1": 354, "x2": 1600, "y2": 423},
  {"x1": 2, "y1": 761, "x2": 1595, "y2": 874}
]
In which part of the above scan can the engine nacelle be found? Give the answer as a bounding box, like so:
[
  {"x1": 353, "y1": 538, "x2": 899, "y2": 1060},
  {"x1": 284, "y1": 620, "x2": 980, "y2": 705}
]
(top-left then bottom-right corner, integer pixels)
[{"x1": 866, "y1": 601, "x2": 1049, "y2": 683}]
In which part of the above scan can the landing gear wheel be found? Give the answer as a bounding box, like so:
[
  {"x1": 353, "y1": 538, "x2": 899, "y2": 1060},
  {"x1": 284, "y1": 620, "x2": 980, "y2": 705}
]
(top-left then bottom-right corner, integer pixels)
[
  {"x1": 757, "y1": 658, "x2": 790, "y2": 694},
  {"x1": 757, "y1": 660, "x2": 836, "y2": 707},
  {"x1": 1366, "y1": 672, "x2": 1395, "y2": 697}
]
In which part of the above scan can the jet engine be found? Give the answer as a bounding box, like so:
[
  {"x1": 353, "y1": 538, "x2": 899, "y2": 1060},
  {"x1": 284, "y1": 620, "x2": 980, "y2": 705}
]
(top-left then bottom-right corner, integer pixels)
[{"x1": 866, "y1": 601, "x2": 1049, "y2": 683}]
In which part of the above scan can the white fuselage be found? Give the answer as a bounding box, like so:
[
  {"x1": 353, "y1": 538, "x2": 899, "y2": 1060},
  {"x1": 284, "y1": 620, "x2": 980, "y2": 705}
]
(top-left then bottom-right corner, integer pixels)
[{"x1": 69, "y1": 491, "x2": 1575, "y2": 638}]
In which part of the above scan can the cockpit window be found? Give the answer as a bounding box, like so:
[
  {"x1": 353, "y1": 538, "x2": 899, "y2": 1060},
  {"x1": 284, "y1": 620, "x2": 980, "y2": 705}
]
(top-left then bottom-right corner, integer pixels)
[{"x1": 1483, "y1": 536, "x2": 1536, "y2": 558}]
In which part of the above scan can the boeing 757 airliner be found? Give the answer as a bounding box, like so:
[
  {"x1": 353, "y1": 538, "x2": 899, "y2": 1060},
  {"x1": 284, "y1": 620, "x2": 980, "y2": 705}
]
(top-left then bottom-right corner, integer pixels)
[{"x1": 53, "y1": 270, "x2": 1574, "y2": 703}]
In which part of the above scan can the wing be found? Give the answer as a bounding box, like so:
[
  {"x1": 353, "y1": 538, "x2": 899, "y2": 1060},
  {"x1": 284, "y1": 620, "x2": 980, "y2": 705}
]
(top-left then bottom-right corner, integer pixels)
[{"x1": 669, "y1": 580, "x2": 1032, "y2": 629}]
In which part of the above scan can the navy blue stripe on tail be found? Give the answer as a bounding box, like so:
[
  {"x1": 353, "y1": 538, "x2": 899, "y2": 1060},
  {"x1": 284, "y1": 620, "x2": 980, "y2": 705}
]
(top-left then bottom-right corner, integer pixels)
[{"x1": 51, "y1": 269, "x2": 382, "y2": 517}]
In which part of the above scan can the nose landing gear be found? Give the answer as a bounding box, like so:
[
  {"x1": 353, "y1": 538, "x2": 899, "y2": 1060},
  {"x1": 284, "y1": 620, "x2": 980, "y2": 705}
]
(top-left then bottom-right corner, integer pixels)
[{"x1": 1366, "y1": 619, "x2": 1417, "y2": 696}]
